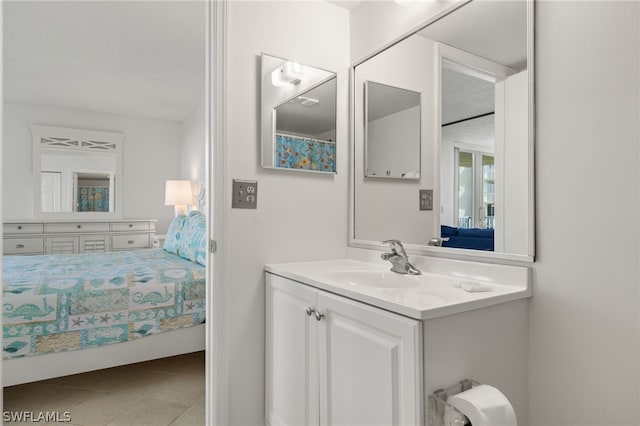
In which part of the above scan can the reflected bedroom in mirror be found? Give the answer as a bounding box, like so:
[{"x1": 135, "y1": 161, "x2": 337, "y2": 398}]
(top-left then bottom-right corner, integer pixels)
[
  {"x1": 2, "y1": 1, "x2": 208, "y2": 422},
  {"x1": 352, "y1": 0, "x2": 533, "y2": 260},
  {"x1": 261, "y1": 53, "x2": 338, "y2": 173}
]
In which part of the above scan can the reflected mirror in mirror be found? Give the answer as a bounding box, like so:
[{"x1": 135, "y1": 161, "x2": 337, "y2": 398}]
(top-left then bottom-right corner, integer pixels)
[
  {"x1": 261, "y1": 53, "x2": 337, "y2": 173},
  {"x1": 352, "y1": 0, "x2": 532, "y2": 259},
  {"x1": 74, "y1": 172, "x2": 114, "y2": 212},
  {"x1": 365, "y1": 81, "x2": 421, "y2": 179}
]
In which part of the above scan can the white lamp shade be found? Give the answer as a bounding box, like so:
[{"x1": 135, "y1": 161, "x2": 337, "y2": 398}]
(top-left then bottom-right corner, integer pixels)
[{"x1": 165, "y1": 180, "x2": 194, "y2": 206}]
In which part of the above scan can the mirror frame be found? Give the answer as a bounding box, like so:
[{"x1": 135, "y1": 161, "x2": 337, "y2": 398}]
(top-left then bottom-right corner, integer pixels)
[
  {"x1": 31, "y1": 124, "x2": 124, "y2": 220},
  {"x1": 349, "y1": 0, "x2": 535, "y2": 263}
]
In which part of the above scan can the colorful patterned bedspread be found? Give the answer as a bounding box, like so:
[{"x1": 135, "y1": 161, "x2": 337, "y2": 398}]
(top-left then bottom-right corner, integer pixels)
[{"x1": 2, "y1": 248, "x2": 205, "y2": 359}]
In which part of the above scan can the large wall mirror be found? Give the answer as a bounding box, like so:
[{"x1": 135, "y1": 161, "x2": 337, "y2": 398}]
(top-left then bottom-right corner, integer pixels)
[
  {"x1": 261, "y1": 53, "x2": 337, "y2": 173},
  {"x1": 352, "y1": 0, "x2": 534, "y2": 261}
]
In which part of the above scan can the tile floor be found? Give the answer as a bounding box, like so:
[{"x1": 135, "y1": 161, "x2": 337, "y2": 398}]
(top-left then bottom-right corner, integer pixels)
[{"x1": 3, "y1": 351, "x2": 205, "y2": 426}]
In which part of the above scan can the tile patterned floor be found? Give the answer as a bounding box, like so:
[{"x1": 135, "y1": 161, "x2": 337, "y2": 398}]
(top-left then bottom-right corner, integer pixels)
[{"x1": 3, "y1": 351, "x2": 205, "y2": 426}]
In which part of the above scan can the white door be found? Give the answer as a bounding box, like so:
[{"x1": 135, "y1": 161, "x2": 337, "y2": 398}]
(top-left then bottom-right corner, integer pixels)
[
  {"x1": 317, "y1": 291, "x2": 423, "y2": 426},
  {"x1": 266, "y1": 274, "x2": 319, "y2": 426},
  {"x1": 41, "y1": 171, "x2": 62, "y2": 212}
]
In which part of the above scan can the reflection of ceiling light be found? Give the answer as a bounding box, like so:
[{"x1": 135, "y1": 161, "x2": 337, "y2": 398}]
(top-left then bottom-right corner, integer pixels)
[
  {"x1": 271, "y1": 62, "x2": 303, "y2": 87},
  {"x1": 289, "y1": 96, "x2": 320, "y2": 107}
]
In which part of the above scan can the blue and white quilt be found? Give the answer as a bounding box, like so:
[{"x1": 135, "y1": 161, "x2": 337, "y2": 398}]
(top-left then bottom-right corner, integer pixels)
[{"x1": 3, "y1": 248, "x2": 205, "y2": 359}]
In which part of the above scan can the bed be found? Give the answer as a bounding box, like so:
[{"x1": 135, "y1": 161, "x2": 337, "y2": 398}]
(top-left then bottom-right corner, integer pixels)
[{"x1": 3, "y1": 211, "x2": 207, "y2": 386}]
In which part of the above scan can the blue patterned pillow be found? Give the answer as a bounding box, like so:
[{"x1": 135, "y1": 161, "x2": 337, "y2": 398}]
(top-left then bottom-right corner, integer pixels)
[
  {"x1": 177, "y1": 210, "x2": 207, "y2": 265},
  {"x1": 164, "y1": 214, "x2": 187, "y2": 254}
]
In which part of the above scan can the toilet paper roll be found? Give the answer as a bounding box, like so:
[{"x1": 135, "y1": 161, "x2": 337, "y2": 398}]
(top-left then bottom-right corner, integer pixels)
[{"x1": 446, "y1": 384, "x2": 517, "y2": 426}]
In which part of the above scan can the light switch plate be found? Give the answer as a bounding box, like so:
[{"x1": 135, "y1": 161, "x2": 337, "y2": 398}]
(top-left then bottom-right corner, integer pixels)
[
  {"x1": 419, "y1": 189, "x2": 433, "y2": 211},
  {"x1": 232, "y1": 179, "x2": 258, "y2": 209}
]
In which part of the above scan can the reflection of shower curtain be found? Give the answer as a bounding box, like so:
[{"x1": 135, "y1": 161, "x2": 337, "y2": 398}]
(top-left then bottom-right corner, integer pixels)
[{"x1": 77, "y1": 187, "x2": 109, "y2": 212}]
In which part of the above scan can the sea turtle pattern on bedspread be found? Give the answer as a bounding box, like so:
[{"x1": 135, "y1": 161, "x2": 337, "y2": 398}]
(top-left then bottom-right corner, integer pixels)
[{"x1": 2, "y1": 248, "x2": 206, "y2": 359}]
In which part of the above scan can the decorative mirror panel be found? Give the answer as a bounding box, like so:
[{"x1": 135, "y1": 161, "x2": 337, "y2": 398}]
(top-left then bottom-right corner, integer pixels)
[{"x1": 261, "y1": 53, "x2": 337, "y2": 173}]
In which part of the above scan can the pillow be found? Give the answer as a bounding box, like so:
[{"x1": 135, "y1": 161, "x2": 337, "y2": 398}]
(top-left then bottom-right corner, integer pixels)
[
  {"x1": 177, "y1": 210, "x2": 207, "y2": 265},
  {"x1": 164, "y1": 214, "x2": 187, "y2": 254},
  {"x1": 441, "y1": 225, "x2": 459, "y2": 237}
]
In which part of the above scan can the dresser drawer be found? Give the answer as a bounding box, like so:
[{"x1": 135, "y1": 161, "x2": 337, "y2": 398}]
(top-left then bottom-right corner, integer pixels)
[
  {"x1": 45, "y1": 222, "x2": 110, "y2": 233},
  {"x1": 111, "y1": 234, "x2": 150, "y2": 250},
  {"x1": 4, "y1": 238, "x2": 45, "y2": 255},
  {"x1": 111, "y1": 222, "x2": 150, "y2": 232},
  {"x1": 3, "y1": 223, "x2": 44, "y2": 235}
]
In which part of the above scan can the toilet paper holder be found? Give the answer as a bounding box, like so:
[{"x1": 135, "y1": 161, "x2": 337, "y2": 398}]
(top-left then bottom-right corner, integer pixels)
[{"x1": 428, "y1": 379, "x2": 479, "y2": 426}]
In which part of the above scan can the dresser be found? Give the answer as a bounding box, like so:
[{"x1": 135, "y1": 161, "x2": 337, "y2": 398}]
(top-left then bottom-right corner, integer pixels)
[{"x1": 3, "y1": 219, "x2": 157, "y2": 255}]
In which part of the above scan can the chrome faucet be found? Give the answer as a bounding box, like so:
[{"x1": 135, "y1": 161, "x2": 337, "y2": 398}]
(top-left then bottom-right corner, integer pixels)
[{"x1": 380, "y1": 239, "x2": 421, "y2": 275}]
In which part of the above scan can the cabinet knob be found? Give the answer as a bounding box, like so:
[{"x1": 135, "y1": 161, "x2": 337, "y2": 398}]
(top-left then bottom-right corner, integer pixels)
[
  {"x1": 128, "y1": 240, "x2": 135, "y2": 244},
  {"x1": 315, "y1": 311, "x2": 324, "y2": 321},
  {"x1": 306, "y1": 307, "x2": 315, "y2": 317},
  {"x1": 16, "y1": 244, "x2": 25, "y2": 249},
  {"x1": 77, "y1": 225, "x2": 82, "y2": 229},
  {"x1": 129, "y1": 224, "x2": 133, "y2": 228},
  {"x1": 17, "y1": 226, "x2": 22, "y2": 230}
]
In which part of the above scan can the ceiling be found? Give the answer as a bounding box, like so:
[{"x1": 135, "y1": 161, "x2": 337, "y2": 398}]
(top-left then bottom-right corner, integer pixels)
[
  {"x1": 276, "y1": 79, "x2": 337, "y2": 137},
  {"x1": 3, "y1": 1, "x2": 206, "y2": 122},
  {"x1": 419, "y1": 0, "x2": 527, "y2": 71},
  {"x1": 325, "y1": 0, "x2": 363, "y2": 10}
]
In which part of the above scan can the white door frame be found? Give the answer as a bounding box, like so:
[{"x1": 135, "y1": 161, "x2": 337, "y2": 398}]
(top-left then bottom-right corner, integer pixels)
[{"x1": 207, "y1": 0, "x2": 229, "y2": 425}]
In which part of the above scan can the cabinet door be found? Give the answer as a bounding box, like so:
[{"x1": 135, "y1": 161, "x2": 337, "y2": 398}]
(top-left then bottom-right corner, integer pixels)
[
  {"x1": 45, "y1": 236, "x2": 79, "y2": 254},
  {"x1": 266, "y1": 274, "x2": 319, "y2": 426},
  {"x1": 79, "y1": 235, "x2": 109, "y2": 253},
  {"x1": 317, "y1": 291, "x2": 423, "y2": 426}
]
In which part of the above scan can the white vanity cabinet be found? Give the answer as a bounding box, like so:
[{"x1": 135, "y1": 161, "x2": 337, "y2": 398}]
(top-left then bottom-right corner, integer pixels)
[
  {"x1": 3, "y1": 219, "x2": 156, "y2": 255},
  {"x1": 266, "y1": 272, "x2": 423, "y2": 426}
]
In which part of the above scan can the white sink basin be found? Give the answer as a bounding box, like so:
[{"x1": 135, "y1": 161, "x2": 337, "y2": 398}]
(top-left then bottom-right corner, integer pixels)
[
  {"x1": 265, "y1": 258, "x2": 531, "y2": 320},
  {"x1": 324, "y1": 270, "x2": 422, "y2": 289}
]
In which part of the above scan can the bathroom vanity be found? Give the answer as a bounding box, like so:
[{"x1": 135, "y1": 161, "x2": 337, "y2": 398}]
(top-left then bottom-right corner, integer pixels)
[{"x1": 265, "y1": 250, "x2": 530, "y2": 426}]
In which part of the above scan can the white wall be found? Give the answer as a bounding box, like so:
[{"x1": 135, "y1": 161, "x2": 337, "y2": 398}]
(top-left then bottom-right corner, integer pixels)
[
  {"x1": 224, "y1": 2, "x2": 350, "y2": 424},
  {"x1": 180, "y1": 95, "x2": 206, "y2": 208},
  {"x1": 495, "y1": 70, "x2": 528, "y2": 255},
  {"x1": 3, "y1": 102, "x2": 182, "y2": 233},
  {"x1": 367, "y1": 105, "x2": 421, "y2": 177},
  {"x1": 529, "y1": 2, "x2": 639, "y2": 425}
]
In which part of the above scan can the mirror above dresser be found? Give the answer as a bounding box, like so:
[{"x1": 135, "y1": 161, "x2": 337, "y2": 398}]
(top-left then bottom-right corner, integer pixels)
[
  {"x1": 31, "y1": 125, "x2": 124, "y2": 219},
  {"x1": 351, "y1": 0, "x2": 534, "y2": 262}
]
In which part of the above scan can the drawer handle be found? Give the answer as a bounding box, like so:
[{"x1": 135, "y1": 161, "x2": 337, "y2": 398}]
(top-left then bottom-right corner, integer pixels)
[
  {"x1": 17, "y1": 226, "x2": 22, "y2": 230},
  {"x1": 15, "y1": 244, "x2": 25, "y2": 249},
  {"x1": 128, "y1": 240, "x2": 135, "y2": 244}
]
